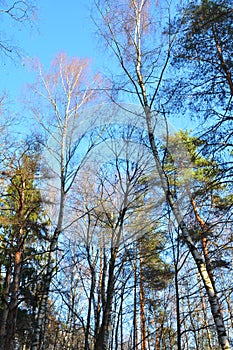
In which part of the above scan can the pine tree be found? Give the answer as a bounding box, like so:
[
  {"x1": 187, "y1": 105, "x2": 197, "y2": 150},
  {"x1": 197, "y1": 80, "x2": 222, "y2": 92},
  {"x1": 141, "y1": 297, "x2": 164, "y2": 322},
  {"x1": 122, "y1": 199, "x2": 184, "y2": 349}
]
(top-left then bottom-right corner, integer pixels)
[{"x1": 0, "y1": 144, "x2": 49, "y2": 349}]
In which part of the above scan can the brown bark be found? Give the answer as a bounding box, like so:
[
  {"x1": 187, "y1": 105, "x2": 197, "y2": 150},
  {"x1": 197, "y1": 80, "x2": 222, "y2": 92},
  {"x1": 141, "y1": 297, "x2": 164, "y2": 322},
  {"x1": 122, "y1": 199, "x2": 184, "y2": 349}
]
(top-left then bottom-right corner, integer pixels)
[
  {"x1": 190, "y1": 197, "x2": 215, "y2": 286},
  {"x1": 155, "y1": 325, "x2": 160, "y2": 350},
  {"x1": 139, "y1": 248, "x2": 146, "y2": 350},
  {"x1": 212, "y1": 24, "x2": 233, "y2": 96},
  {"x1": 5, "y1": 175, "x2": 25, "y2": 349},
  {"x1": 133, "y1": 259, "x2": 139, "y2": 350}
]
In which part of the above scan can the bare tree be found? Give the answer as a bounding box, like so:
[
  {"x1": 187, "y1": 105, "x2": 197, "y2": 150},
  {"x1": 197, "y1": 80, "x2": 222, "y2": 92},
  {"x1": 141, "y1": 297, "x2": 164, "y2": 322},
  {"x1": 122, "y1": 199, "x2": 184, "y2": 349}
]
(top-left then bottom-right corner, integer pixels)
[
  {"x1": 26, "y1": 52, "x2": 102, "y2": 349},
  {"x1": 63, "y1": 120, "x2": 159, "y2": 350}
]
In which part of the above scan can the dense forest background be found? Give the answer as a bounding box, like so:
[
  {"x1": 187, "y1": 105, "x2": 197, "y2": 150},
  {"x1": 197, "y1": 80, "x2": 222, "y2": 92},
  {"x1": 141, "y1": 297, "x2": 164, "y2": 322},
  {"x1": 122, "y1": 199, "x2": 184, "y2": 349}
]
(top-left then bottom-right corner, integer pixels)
[{"x1": 0, "y1": 0, "x2": 233, "y2": 349}]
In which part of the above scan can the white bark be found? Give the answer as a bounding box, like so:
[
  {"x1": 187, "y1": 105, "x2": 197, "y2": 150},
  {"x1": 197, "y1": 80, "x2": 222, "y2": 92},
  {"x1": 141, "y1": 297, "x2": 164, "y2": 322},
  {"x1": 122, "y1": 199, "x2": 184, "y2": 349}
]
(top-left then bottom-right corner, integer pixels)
[
  {"x1": 30, "y1": 54, "x2": 100, "y2": 350},
  {"x1": 96, "y1": 1, "x2": 231, "y2": 348}
]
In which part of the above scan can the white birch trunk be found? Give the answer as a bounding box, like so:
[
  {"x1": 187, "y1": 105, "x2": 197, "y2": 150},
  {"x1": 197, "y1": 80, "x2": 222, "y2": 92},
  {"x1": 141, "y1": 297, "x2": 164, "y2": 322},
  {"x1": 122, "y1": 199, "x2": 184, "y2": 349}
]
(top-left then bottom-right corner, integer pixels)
[
  {"x1": 144, "y1": 106, "x2": 230, "y2": 350},
  {"x1": 95, "y1": 1, "x2": 231, "y2": 346}
]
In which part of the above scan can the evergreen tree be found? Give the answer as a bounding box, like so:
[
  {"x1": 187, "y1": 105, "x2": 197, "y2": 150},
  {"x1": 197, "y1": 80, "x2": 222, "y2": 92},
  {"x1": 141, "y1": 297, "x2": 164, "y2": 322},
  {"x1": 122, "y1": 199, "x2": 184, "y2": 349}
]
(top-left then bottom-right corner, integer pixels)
[
  {"x1": 0, "y1": 143, "x2": 49, "y2": 349},
  {"x1": 172, "y1": 0, "x2": 233, "y2": 145}
]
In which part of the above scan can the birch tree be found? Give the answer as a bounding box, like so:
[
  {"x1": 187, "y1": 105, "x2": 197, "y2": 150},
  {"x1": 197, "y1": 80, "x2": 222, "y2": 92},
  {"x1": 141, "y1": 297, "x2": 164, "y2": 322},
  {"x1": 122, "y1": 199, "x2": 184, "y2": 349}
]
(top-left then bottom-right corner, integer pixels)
[
  {"x1": 26, "y1": 52, "x2": 102, "y2": 349},
  {"x1": 94, "y1": 0, "x2": 231, "y2": 348}
]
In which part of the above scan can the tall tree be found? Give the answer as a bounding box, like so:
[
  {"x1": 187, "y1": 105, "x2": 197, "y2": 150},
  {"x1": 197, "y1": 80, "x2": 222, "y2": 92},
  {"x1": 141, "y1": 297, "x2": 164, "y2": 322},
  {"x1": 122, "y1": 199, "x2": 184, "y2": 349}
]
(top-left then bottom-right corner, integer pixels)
[
  {"x1": 95, "y1": 0, "x2": 231, "y2": 348},
  {"x1": 26, "y1": 52, "x2": 102, "y2": 349},
  {"x1": 52, "y1": 120, "x2": 159, "y2": 350},
  {"x1": 0, "y1": 142, "x2": 48, "y2": 349},
  {"x1": 164, "y1": 130, "x2": 233, "y2": 348},
  {"x1": 137, "y1": 231, "x2": 173, "y2": 350},
  {"x1": 171, "y1": 0, "x2": 233, "y2": 147}
]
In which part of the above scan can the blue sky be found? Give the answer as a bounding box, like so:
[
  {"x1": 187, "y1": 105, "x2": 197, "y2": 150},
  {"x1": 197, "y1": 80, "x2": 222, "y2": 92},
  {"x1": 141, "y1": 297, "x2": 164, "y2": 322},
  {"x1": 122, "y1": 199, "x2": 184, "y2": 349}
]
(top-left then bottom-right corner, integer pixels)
[
  {"x1": 1, "y1": 0, "x2": 102, "y2": 100},
  {"x1": 0, "y1": 0, "x2": 193, "y2": 132}
]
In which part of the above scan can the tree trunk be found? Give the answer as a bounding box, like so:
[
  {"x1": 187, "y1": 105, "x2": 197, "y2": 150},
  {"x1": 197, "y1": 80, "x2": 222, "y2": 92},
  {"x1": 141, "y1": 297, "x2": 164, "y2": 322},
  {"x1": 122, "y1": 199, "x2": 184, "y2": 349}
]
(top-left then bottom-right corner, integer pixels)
[
  {"x1": 4, "y1": 253, "x2": 21, "y2": 349},
  {"x1": 198, "y1": 273, "x2": 214, "y2": 349},
  {"x1": 114, "y1": 286, "x2": 124, "y2": 350},
  {"x1": 95, "y1": 0, "x2": 231, "y2": 347},
  {"x1": 5, "y1": 176, "x2": 25, "y2": 349},
  {"x1": 139, "y1": 248, "x2": 147, "y2": 350},
  {"x1": 133, "y1": 251, "x2": 138, "y2": 350},
  {"x1": 174, "y1": 261, "x2": 182, "y2": 350},
  {"x1": 94, "y1": 247, "x2": 118, "y2": 350},
  {"x1": 85, "y1": 246, "x2": 97, "y2": 350},
  {"x1": 145, "y1": 105, "x2": 230, "y2": 350},
  {"x1": 31, "y1": 186, "x2": 65, "y2": 350},
  {"x1": 0, "y1": 264, "x2": 11, "y2": 350}
]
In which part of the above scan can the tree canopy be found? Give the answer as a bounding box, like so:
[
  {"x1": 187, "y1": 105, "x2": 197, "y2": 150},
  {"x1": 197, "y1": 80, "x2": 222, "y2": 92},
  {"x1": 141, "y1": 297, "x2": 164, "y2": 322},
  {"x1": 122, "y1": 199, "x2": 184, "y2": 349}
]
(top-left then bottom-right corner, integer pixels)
[{"x1": 0, "y1": 1, "x2": 233, "y2": 349}]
